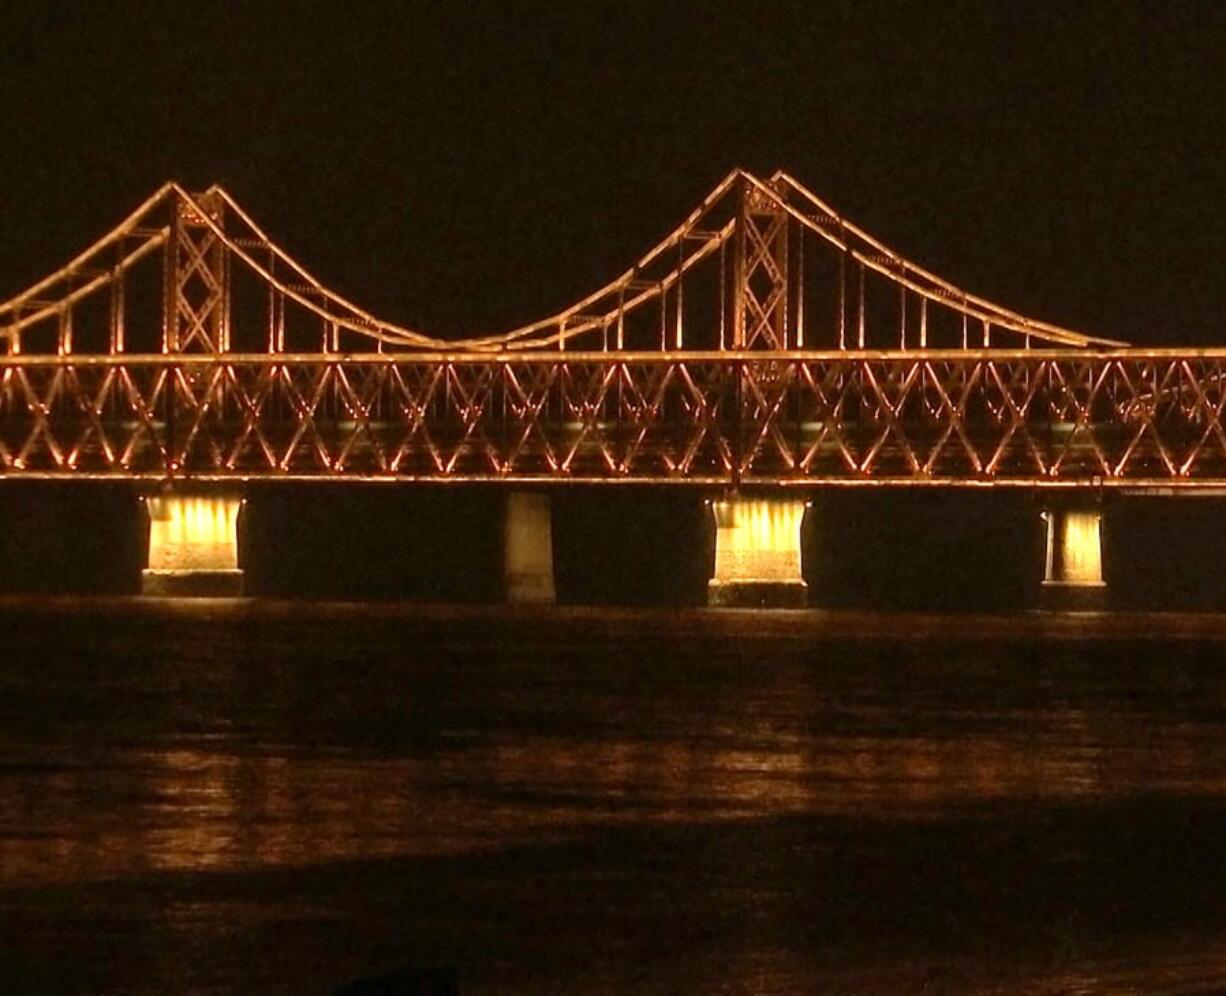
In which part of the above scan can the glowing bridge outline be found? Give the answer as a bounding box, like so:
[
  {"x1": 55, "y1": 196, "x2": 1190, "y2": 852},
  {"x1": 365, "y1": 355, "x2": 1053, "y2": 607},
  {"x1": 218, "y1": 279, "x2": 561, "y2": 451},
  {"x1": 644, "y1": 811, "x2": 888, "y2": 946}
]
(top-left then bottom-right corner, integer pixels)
[{"x1": 2, "y1": 170, "x2": 1224, "y2": 489}]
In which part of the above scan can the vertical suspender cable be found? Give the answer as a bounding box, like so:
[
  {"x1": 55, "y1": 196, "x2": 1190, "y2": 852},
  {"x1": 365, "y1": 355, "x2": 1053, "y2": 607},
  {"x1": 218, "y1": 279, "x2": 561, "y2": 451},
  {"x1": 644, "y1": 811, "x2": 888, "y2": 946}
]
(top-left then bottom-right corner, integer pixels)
[
  {"x1": 795, "y1": 221, "x2": 804, "y2": 349},
  {"x1": 857, "y1": 260, "x2": 866, "y2": 349}
]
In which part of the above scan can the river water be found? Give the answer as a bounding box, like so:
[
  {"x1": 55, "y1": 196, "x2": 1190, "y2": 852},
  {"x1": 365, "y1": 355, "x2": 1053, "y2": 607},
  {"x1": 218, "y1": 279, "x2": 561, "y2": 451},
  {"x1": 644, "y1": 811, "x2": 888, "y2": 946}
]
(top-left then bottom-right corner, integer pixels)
[{"x1": 3, "y1": 599, "x2": 1226, "y2": 994}]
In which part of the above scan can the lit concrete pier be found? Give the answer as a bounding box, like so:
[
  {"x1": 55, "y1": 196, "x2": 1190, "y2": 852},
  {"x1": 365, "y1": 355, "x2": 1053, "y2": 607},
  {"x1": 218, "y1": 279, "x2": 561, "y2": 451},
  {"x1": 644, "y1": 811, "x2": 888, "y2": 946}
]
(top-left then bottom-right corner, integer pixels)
[
  {"x1": 708, "y1": 496, "x2": 808, "y2": 607},
  {"x1": 142, "y1": 492, "x2": 244, "y2": 595},
  {"x1": 504, "y1": 492, "x2": 555, "y2": 604},
  {"x1": 1040, "y1": 505, "x2": 1106, "y2": 609}
]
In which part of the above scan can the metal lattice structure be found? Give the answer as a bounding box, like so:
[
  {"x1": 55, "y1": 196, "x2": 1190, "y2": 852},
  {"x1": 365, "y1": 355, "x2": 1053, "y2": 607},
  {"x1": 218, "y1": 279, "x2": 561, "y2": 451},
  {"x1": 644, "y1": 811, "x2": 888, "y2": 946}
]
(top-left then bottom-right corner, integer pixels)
[{"x1": 2, "y1": 170, "x2": 1222, "y2": 488}]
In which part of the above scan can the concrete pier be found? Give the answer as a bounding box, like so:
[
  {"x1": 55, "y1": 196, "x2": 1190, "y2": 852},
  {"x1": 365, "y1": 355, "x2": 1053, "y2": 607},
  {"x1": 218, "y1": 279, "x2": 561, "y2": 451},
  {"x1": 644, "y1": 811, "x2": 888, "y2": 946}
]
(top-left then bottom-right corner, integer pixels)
[
  {"x1": 1041, "y1": 505, "x2": 1106, "y2": 609},
  {"x1": 504, "y1": 492, "x2": 555, "y2": 604},
  {"x1": 142, "y1": 492, "x2": 244, "y2": 595},
  {"x1": 708, "y1": 496, "x2": 808, "y2": 607}
]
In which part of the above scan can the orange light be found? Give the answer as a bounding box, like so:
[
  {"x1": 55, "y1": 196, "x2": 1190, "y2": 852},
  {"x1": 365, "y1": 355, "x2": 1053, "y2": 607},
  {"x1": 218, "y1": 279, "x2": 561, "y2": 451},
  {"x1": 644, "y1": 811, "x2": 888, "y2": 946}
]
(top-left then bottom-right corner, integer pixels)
[
  {"x1": 1045, "y1": 509, "x2": 1104, "y2": 586},
  {"x1": 711, "y1": 497, "x2": 805, "y2": 583},
  {"x1": 147, "y1": 494, "x2": 241, "y2": 572}
]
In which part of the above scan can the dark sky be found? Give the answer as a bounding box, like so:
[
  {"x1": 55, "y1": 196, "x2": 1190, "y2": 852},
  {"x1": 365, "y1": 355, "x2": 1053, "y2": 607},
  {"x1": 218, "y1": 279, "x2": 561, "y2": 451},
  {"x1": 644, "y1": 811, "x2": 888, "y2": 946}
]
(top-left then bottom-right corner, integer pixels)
[{"x1": 2, "y1": 1, "x2": 1225, "y2": 346}]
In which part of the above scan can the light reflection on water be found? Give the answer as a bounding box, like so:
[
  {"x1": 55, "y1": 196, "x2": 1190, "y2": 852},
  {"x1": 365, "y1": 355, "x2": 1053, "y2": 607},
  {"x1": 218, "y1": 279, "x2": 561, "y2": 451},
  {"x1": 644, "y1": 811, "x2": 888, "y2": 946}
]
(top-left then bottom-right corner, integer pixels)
[
  {"x1": 3, "y1": 599, "x2": 1226, "y2": 993},
  {"x1": 8, "y1": 720, "x2": 1214, "y2": 886}
]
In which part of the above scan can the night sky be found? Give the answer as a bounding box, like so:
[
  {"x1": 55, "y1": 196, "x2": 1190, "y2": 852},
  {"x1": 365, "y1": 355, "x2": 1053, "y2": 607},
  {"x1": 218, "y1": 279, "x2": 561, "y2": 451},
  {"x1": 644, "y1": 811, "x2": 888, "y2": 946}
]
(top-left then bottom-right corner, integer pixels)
[
  {"x1": 2, "y1": 2, "x2": 1224, "y2": 347},
  {"x1": 2, "y1": 3, "x2": 1226, "y2": 605}
]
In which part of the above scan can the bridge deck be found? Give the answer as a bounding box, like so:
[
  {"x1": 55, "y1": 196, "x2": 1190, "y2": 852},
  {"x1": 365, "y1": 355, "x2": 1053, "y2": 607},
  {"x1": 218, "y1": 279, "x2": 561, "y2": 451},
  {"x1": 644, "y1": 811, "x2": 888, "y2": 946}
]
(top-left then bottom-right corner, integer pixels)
[{"x1": 2, "y1": 351, "x2": 1225, "y2": 486}]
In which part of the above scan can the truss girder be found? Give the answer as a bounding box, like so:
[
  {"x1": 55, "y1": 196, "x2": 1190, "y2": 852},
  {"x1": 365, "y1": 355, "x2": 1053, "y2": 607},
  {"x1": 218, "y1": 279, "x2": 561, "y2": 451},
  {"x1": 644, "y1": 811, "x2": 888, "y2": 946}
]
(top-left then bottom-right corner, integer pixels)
[{"x1": 2, "y1": 355, "x2": 1226, "y2": 485}]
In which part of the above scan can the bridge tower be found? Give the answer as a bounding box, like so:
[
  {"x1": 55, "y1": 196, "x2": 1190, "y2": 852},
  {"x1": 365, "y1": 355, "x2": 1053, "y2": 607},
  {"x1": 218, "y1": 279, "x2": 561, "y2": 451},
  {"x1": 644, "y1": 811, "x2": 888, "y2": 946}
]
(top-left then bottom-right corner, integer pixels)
[
  {"x1": 164, "y1": 189, "x2": 231, "y2": 353},
  {"x1": 141, "y1": 190, "x2": 243, "y2": 596},
  {"x1": 708, "y1": 179, "x2": 809, "y2": 607},
  {"x1": 731, "y1": 179, "x2": 790, "y2": 350}
]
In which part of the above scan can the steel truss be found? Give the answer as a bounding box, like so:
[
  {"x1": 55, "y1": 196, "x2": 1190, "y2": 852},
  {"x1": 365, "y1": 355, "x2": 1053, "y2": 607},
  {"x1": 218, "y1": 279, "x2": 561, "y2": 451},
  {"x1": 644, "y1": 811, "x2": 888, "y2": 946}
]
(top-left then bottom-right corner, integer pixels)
[
  {"x1": 1, "y1": 352, "x2": 1226, "y2": 486},
  {"x1": 3, "y1": 171, "x2": 1207, "y2": 490}
]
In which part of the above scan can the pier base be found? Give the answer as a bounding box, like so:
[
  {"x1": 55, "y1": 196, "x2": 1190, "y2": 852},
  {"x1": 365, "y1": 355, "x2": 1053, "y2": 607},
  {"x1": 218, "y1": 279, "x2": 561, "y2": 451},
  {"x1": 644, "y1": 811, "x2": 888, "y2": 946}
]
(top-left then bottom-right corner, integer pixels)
[
  {"x1": 1040, "y1": 506, "x2": 1106, "y2": 610},
  {"x1": 504, "y1": 492, "x2": 555, "y2": 604},
  {"x1": 708, "y1": 497, "x2": 808, "y2": 608},
  {"x1": 142, "y1": 493, "x2": 244, "y2": 596}
]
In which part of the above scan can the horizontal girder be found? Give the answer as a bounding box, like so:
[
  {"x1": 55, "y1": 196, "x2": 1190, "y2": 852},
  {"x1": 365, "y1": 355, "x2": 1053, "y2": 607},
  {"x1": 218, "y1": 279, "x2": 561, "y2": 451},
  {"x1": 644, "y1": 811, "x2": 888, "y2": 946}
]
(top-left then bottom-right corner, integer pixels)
[{"x1": 2, "y1": 353, "x2": 1226, "y2": 486}]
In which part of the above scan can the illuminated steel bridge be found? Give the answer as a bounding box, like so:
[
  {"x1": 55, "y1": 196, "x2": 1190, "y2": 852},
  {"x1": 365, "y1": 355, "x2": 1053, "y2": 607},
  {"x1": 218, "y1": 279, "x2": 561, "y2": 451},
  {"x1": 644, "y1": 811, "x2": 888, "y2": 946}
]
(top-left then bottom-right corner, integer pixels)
[{"x1": 1, "y1": 171, "x2": 1218, "y2": 603}]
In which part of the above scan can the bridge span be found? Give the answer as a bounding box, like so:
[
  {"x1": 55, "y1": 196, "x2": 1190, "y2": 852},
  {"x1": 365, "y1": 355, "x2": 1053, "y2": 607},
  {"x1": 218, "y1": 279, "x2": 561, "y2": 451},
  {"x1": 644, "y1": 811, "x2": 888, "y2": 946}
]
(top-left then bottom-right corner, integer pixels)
[{"x1": 2, "y1": 171, "x2": 1220, "y2": 606}]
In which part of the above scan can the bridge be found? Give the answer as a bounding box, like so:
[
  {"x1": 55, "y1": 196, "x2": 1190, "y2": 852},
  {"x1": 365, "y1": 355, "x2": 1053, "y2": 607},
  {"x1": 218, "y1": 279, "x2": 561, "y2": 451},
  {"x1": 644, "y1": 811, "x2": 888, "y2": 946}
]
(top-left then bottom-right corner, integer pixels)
[{"x1": 2, "y1": 171, "x2": 1221, "y2": 605}]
